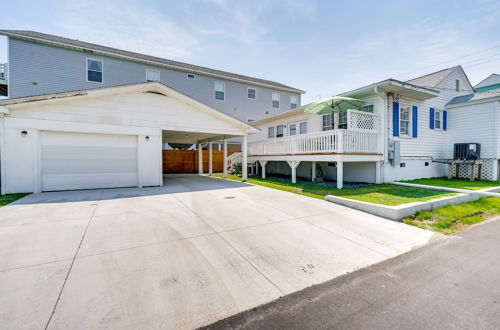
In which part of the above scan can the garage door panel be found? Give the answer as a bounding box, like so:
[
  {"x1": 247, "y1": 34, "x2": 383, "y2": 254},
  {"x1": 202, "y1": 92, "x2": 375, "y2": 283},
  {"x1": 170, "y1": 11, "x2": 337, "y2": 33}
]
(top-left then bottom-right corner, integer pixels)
[{"x1": 41, "y1": 132, "x2": 138, "y2": 191}]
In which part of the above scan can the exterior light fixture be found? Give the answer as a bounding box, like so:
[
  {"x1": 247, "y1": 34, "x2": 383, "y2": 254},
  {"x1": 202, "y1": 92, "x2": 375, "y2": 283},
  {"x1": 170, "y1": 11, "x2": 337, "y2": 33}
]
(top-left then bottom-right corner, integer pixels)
[
  {"x1": 145, "y1": 136, "x2": 150, "y2": 141},
  {"x1": 21, "y1": 130, "x2": 28, "y2": 137}
]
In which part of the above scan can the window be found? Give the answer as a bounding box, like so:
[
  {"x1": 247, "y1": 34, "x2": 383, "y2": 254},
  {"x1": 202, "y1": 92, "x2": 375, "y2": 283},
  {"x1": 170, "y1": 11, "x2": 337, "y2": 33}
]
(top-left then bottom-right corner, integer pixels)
[
  {"x1": 214, "y1": 82, "x2": 225, "y2": 100},
  {"x1": 87, "y1": 59, "x2": 103, "y2": 83},
  {"x1": 455, "y1": 79, "x2": 460, "y2": 92},
  {"x1": 399, "y1": 105, "x2": 411, "y2": 136},
  {"x1": 289, "y1": 123, "x2": 297, "y2": 136},
  {"x1": 146, "y1": 69, "x2": 160, "y2": 82},
  {"x1": 322, "y1": 114, "x2": 333, "y2": 131},
  {"x1": 435, "y1": 110, "x2": 442, "y2": 129},
  {"x1": 248, "y1": 88, "x2": 256, "y2": 99},
  {"x1": 187, "y1": 73, "x2": 196, "y2": 79},
  {"x1": 300, "y1": 122, "x2": 307, "y2": 134},
  {"x1": 272, "y1": 92, "x2": 280, "y2": 108},
  {"x1": 268, "y1": 127, "x2": 275, "y2": 138},
  {"x1": 362, "y1": 104, "x2": 374, "y2": 112},
  {"x1": 339, "y1": 111, "x2": 347, "y2": 129},
  {"x1": 290, "y1": 95, "x2": 298, "y2": 109},
  {"x1": 276, "y1": 124, "x2": 284, "y2": 137}
]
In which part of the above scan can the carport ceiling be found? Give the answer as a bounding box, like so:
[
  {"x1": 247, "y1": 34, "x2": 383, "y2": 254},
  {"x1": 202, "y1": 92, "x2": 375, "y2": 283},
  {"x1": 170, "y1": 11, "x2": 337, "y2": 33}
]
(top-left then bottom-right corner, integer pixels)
[{"x1": 162, "y1": 130, "x2": 233, "y2": 144}]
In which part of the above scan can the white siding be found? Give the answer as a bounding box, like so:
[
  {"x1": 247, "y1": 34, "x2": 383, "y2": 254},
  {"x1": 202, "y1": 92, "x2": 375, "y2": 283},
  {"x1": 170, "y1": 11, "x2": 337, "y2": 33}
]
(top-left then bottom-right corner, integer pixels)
[
  {"x1": 387, "y1": 68, "x2": 474, "y2": 159},
  {"x1": 249, "y1": 113, "x2": 321, "y2": 142},
  {"x1": 447, "y1": 101, "x2": 497, "y2": 158}
]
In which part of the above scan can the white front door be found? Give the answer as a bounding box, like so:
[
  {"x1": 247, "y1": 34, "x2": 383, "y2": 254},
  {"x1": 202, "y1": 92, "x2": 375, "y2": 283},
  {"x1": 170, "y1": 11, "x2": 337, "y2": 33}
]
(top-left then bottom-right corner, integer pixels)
[{"x1": 41, "y1": 131, "x2": 138, "y2": 191}]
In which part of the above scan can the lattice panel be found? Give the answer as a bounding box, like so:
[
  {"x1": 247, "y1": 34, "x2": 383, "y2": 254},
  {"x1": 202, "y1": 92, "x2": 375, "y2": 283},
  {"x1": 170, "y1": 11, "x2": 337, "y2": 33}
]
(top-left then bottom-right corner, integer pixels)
[
  {"x1": 449, "y1": 158, "x2": 497, "y2": 180},
  {"x1": 347, "y1": 109, "x2": 379, "y2": 132}
]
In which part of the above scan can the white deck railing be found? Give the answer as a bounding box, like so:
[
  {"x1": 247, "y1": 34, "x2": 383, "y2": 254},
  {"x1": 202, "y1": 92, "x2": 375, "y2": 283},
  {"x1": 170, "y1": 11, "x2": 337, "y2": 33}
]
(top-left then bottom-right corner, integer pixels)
[{"x1": 248, "y1": 129, "x2": 379, "y2": 156}]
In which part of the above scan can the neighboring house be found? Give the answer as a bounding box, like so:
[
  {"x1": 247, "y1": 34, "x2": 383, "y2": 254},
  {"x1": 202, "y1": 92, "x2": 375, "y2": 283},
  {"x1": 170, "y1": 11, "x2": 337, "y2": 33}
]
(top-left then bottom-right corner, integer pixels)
[
  {"x1": 0, "y1": 30, "x2": 304, "y2": 123},
  {"x1": 0, "y1": 82, "x2": 257, "y2": 194},
  {"x1": 474, "y1": 73, "x2": 500, "y2": 92},
  {"x1": 247, "y1": 66, "x2": 486, "y2": 188}
]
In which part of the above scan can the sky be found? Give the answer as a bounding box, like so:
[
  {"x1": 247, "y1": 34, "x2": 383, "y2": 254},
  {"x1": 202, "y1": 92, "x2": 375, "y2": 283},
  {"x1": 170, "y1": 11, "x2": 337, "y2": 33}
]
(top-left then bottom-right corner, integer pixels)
[{"x1": 1, "y1": 0, "x2": 500, "y2": 103}]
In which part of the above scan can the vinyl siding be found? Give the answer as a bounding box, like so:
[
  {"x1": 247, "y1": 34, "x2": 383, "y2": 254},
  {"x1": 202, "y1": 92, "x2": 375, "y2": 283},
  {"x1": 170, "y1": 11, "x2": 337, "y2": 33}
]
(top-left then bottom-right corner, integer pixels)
[
  {"x1": 387, "y1": 69, "x2": 474, "y2": 159},
  {"x1": 8, "y1": 38, "x2": 301, "y2": 122},
  {"x1": 447, "y1": 101, "x2": 498, "y2": 159},
  {"x1": 249, "y1": 113, "x2": 320, "y2": 142}
]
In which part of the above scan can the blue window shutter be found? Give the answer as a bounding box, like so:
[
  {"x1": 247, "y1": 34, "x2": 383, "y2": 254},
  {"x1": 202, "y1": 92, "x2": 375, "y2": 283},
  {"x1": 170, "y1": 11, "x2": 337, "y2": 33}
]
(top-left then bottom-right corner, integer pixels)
[
  {"x1": 412, "y1": 105, "x2": 418, "y2": 138},
  {"x1": 392, "y1": 102, "x2": 399, "y2": 137},
  {"x1": 429, "y1": 107, "x2": 435, "y2": 129},
  {"x1": 443, "y1": 110, "x2": 448, "y2": 131}
]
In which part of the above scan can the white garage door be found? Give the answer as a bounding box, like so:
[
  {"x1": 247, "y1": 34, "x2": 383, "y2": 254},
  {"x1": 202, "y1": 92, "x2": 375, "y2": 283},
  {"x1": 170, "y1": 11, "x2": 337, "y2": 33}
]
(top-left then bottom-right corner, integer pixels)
[{"x1": 41, "y1": 131, "x2": 138, "y2": 191}]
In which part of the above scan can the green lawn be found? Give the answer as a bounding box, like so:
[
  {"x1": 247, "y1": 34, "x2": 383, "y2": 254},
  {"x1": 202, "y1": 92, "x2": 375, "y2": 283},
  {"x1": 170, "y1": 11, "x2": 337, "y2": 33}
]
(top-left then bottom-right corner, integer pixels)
[
  {"x1": 214, "y1": 174, "x2": 453, "y2": 206},
  {"x1": 404, "y1": 197, "x2": 500, "y2": 234},
  {"x1": 0, "y1": 193, "x2": 28, "y2": 207},
  {"x1": 402, "y1": 177, "x2": 500, "y2": 190}
]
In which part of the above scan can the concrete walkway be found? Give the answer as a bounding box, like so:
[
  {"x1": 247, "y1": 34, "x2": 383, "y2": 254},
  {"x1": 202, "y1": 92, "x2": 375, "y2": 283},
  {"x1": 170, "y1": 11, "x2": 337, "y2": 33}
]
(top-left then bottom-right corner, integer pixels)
[
  {"x1": 205, "y1": 217, "x2": 500, "y2": 330},
  {"x1": 0, "y1": 175, "x2": 435, "y2": 329}
]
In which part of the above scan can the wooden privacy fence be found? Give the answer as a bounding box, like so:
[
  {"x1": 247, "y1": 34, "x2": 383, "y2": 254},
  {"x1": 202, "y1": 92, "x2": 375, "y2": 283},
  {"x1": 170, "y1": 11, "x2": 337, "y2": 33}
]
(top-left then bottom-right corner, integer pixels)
[{"x1": 162, "y1": 150, "x2": 240, "y2": 173}]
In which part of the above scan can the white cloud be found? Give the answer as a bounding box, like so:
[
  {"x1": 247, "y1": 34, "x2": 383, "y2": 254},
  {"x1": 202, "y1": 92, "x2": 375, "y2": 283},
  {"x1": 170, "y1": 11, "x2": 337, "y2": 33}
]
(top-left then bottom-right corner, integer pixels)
[{"x1": 57, "y1": 1, "x2": 199, "y2": 60}]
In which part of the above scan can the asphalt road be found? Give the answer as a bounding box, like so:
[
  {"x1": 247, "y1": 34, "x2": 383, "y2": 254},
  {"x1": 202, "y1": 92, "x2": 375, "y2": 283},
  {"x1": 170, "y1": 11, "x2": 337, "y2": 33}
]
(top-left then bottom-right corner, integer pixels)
[{"x1": 203, "y1": 217, "x2": 500, "y2": 330}]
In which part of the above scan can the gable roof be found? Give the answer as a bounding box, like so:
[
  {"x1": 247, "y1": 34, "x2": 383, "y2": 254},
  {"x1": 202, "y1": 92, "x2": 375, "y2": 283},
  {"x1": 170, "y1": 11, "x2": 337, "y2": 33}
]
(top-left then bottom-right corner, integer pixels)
[
  {"x1": 0, "y1": 30, "x2": 304, "y2": 94},
  {"x1": 475, "y1": 73, "x2": 500, "y2": 88},
  {"x1": 0, "y1": 81, "x2": 259, "y2": 134},
  {"x1": 406, "y1": 66, "x2": 460, "y2": 88}
]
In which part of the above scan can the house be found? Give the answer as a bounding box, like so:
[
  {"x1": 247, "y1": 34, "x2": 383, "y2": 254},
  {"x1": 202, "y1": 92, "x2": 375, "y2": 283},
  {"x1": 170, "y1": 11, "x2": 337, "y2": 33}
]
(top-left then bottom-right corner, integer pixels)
[
  {"x1": 246, "y1": 66, "x2": 487, "y2": 188},
  {"x1": 0, "y1": 82, "x2": 257, "y2": 194},
  {"x1": 0, "y1": 30, "x2": 304, "y2": 123},
  {"x1": 474, "y1": 74, "x2": 500, "y2": 92}
]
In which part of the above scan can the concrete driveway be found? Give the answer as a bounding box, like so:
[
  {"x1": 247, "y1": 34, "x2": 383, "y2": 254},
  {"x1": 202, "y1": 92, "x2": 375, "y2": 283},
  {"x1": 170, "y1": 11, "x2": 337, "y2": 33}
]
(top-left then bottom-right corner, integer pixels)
[{"x1": 0, "y1": 175, "x2": 435, "y2": 330}]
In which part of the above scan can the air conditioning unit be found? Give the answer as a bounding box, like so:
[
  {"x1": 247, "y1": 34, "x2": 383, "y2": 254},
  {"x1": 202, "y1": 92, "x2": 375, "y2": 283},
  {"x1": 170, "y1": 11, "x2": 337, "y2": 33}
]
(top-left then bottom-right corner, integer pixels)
[{"x1": 453, "y1": 143, "x2": 481, "y2": 160}]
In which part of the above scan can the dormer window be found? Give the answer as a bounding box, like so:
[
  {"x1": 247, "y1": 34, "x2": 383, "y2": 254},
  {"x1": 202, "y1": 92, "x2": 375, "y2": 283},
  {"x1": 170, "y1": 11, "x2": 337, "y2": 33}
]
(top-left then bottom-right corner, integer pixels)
[{"x1": 455, "y1": 79, "x2": 460, "y2": 92}]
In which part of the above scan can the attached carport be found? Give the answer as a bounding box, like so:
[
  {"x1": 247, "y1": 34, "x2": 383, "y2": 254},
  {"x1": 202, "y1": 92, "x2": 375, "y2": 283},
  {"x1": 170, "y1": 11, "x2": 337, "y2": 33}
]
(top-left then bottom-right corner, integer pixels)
[{"x1": 0, "y1": 82, "x2": 257, "y2": 194}]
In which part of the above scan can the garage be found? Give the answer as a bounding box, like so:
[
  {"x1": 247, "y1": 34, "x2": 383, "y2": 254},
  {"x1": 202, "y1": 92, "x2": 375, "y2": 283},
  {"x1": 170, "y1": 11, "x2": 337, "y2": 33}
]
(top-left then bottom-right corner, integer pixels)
[
  {"x1": 41, "y1": 131, "x2": 138, "y2": 191},
  {"x1": 0, "y1": 82, "x2": 257, "y2": 194}
]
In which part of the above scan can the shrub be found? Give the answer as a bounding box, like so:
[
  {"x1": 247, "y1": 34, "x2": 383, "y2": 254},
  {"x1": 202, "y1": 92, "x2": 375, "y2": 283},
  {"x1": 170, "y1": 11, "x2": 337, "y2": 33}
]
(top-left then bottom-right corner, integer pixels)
[{"x1": 231, "y1": 163, "x2": 242, "y2": 175}]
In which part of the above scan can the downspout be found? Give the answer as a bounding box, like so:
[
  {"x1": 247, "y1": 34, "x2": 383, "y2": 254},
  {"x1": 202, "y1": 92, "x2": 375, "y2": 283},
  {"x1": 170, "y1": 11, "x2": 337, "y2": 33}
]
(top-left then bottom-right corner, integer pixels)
[{"x1": 374, "y1": 85, "x2": 389, "y2": 183}]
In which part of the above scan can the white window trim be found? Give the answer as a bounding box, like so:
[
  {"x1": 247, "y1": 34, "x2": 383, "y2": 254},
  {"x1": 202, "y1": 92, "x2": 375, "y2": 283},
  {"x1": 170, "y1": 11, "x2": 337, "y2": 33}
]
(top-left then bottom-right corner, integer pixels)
[
  {"x1": 214, "y1": 81, "x2": 225, "y2": 101},
  {"x1": 268, "y1": 126, "x2": 275, "y2": 139},
  {"x1": 288, "y1": 120, "x2": 307, "y2": 136},
  {"x1": 146, "y1": 68, "x2": 160, "y2": 82},
  {"x1": 399, "y1": 104, "x2": 411, "y2": 137},
  {"x1": 86, "y1": 58, "x2": 103, "y2": 84},
  {"x1": 276, "y1": 124, "x2": 285, "y2": 138},
  {"x1": 187, "y1": 73, "x2": 196, "y2": 79},
  {"x1": 322, "y1": 113, "x2": 333, "y2": 131},
  {"x1": 290, "y1": 95, "x2": 298, "y2": 109},
  {"x1": 362, "y1": 103, "x2": 374, "y2": 112},
  {"x1": 434, "y1": 109, "x2": 442, "y2": 130},
  {"x1": 247, "y1": 87, "x2": 257, "y2": 100},
  {"x1": 272, "y1": 92, "x2": 280, "y2": 109}
]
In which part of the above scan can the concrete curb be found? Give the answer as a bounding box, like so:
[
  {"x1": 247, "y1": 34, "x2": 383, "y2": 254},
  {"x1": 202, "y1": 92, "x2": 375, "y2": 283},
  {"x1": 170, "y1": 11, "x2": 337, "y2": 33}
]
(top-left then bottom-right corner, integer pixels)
[{"x1": 325, "y1": 186, "x2": 500, "y2": 221}]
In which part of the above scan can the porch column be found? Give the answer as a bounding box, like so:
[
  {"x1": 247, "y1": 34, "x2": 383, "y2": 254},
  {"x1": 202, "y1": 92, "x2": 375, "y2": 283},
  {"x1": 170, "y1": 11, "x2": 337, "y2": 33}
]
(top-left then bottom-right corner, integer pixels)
[
  {"x1": 223, "y1": 139, "x2": 228, "y2": 178},
  {"x1": 287, "y1": 160, "x2": 301, "y2": 183},
  {"x1": 208, "y1": 142, "x2": 213, "y2": 176},
  {"x1": 375, "y1": 161, "x2": 381, "y2": 184},
  {"x1": 198, "y1": 143, "x2": 203, "y2": 174},
  {"x1": 336, "y1": 161, "x2": 343, "y2": 189},
  {"x1": 242, "y1": 136, "x2": 248, "y2": 181},
  {"x1": 259, "y1": 160, "x2": 268, "y2": 179},
  {"x1": 311, "y1": 161, "x2": 316, "y2": 182}
]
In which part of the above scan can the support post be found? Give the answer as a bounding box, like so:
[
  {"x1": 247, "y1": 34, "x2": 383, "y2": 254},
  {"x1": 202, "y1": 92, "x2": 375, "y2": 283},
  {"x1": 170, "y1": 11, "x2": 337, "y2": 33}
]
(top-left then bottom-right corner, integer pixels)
[
  {"x1": 259, "y1": 160, "x2": 268, "y2": 179},
  {"x1": 198, "y1": 143, "x2": 203, "y2": 174},
  {"x1": 208, "y1": 142, "x2": 213, "y2": 176},
  {"x1": 375, "y1": 161, "x2": 381, "y2": 184},
  {"x1": 336, "y1": 161, "x2": 343, "y2": 189},
  {"x1": 311, "y1": 161, "x2": 316, "y2": 182},
  {"x1": 223, "y1": 139, "x2": 228, "y2": 178},
  {"x1": 287, "y1": 160, "x2": 301, "y2": 183},
  {"x1": 242, "y1": 136, "x2": 248, "y2": 181}
]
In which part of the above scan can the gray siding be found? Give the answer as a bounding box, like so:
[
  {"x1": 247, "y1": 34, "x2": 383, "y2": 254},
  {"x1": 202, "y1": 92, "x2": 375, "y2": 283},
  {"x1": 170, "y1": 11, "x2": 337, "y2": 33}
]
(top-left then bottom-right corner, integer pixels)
[{"x1": 8, "y1": 38, "x2": 301, "y2": 122}]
